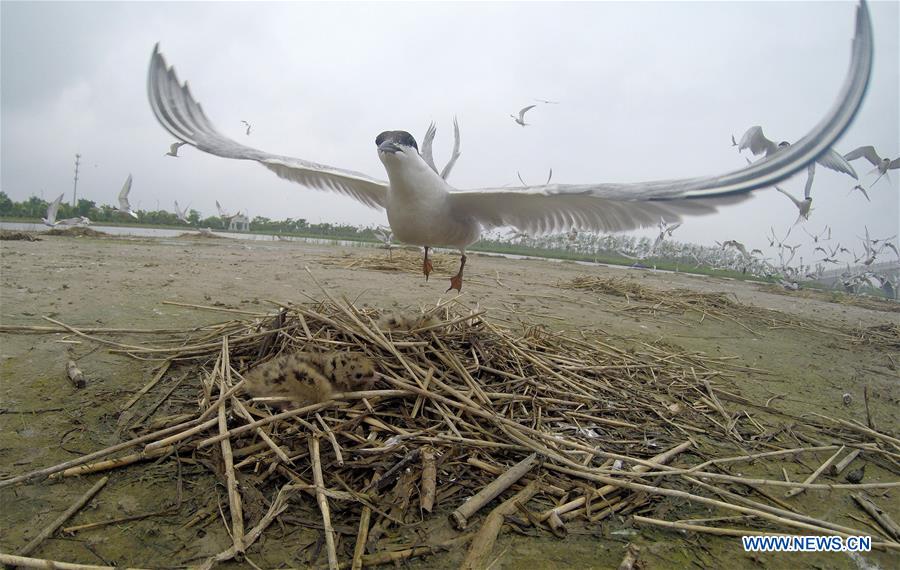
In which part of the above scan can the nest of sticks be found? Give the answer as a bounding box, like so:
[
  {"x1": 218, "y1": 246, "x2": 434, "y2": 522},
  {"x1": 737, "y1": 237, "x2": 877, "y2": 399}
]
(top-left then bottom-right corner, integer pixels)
[
  {"x1": 43, "y1": 227, "x2": 108, "y2": 237},
  {"x1": 3, "y1": 285, "x2": 900, "y2": 569},
  {"x1": 0, "y1": 230, "x2": 41, "y2": 241}
]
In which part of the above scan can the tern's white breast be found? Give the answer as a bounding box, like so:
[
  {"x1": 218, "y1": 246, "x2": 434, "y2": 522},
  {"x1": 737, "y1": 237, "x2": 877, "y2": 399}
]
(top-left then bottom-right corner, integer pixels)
[{"x1": 383, "y1": 154, "x2": 480, "y2": 249}]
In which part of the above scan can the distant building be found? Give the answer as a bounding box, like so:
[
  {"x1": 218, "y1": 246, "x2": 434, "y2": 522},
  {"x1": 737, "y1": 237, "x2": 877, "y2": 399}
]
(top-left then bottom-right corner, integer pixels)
[{"x1": 229, "y1": 213, "x2": 250, "y2": 232}]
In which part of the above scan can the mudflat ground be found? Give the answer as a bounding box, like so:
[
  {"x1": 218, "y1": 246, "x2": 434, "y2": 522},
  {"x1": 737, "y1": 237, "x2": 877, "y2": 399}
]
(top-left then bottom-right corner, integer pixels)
[{"x1": 1, "y1": 232, "x2": 897, "y2": 569}]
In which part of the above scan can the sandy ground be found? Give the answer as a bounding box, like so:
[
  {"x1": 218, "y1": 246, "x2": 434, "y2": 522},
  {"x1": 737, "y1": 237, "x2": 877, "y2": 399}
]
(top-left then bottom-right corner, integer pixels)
[{"x1": 1, "y1": 233, "x2": 898, "y2": 569}]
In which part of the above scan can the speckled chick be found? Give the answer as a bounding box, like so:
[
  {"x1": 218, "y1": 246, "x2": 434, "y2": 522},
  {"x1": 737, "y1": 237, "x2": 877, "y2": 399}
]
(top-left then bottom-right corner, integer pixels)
[
  {"x1": 305, "y1": 352, "x2": 378, "y2": 393},
  {"x1": 377, "y1": 313, "x2": 440, "y2": 332},
  {"x1": 243, "y1": 353, "x2": 333, "y2": 407}
]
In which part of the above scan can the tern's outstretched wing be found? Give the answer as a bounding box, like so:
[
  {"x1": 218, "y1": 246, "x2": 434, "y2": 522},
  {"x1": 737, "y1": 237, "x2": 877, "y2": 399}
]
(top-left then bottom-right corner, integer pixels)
[
  {"x1": 46, "y1": 193, "x2": 64, "y2": 223},
  {"x1": 439, "y1": 117, "x2": 461, "y2": 181},
  {"x1": 148, "y1": 45, "x2": 388, "y2": 210},
  {"x1": 449, "y1": 2, "x2": 872, "y2": 236},
  {"x1": 738, "y1": 126, "x2": 779, "y2": 157},
  {"x1": 843, "y1": 145, "x2": 881, "y2": 166},
  {"x1": 117, "y1": 175, "x2": 133, "y2": 210},
  {"x1": 518, "y1": 105, "x2": 536, "y2": 120},
  {"x1": 420, "y1": 123, "x2": 438, "y2": 175}
]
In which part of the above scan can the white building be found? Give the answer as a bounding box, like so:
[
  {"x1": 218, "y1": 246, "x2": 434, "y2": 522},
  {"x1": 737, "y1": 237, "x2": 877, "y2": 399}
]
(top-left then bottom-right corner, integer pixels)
[{"x1": 228, "y1": 213, "x2": 250, "y2": 232}]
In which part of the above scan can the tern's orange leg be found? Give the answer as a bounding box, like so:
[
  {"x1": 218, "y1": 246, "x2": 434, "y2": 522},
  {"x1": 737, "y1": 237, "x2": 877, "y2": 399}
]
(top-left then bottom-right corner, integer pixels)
[
  {"x1": 446, "y1": 254, "x2": 467, "y2": 293},
  {"x1": 423, "y1": 247, "x2": 433, "y2": 281}
]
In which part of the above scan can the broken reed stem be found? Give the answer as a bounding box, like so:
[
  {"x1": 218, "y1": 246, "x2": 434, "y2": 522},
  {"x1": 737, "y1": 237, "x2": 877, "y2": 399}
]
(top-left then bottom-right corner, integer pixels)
[
  {"x1": 460, "y1": 479, "x2": 541, "y2": 570},
  {"x1": 16, "y1": 476, "x2": 109, "y2": 557},
  {"x1": 350, "y1": 505, "x2": 371, "y2": 570},
  {"x1": 784, "y1": 446, "x2": 844, "y2": 498},
  {"x1": 420, "y1": 446, "x2": 437, "y2": 512},
  {"x1": 316, "y1": 412, "x2": 344, "y2": 467},
  {"x1": 831, "y1": 449, "x2": 862, "y2": 476},
  {"x1": 0, "y1": 416, "x2": 205, "y2": 488},
  {"x1": 309, "y1": 436, "x2": 339, "y2": 570},
  {"x1": 451, "y1": 453, "x2": 539, "y2": 530},
  {"x1": 120, "y1": 360, "x2": 171, "y2": 411},
  {"x1": 217, "y1": 339, "x2": 244, "y2": 556},
  {"x1": 0, "y1": 553, "x2": 146, "y2": 570},
  {"x1": 852, "y1": 494, "x2": 900, "y2": 541},
  {"x1": 65, "y1": 360, "x2": 86, "y2": 389},
  {"x1": 540, "y1": 440, "x2": 692, "y2": 522}
]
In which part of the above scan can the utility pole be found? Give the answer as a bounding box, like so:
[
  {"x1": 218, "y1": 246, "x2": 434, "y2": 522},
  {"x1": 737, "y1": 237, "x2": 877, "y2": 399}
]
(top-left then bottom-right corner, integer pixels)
[{"x1": 72, "y1": 153, "x2": 81, "y2": 207}]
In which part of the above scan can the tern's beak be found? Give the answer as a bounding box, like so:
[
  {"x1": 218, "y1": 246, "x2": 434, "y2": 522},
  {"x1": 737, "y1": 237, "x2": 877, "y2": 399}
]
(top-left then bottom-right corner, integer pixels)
[{"x1": 378, "y1": 141, "x2": 401, "y2": 154}]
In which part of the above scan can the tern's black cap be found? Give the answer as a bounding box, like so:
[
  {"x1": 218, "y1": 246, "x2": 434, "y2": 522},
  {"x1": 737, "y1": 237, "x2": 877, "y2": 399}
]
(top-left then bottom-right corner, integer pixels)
[{"x1": 375, "y1": 130, "x2": 418, "y2": 151}]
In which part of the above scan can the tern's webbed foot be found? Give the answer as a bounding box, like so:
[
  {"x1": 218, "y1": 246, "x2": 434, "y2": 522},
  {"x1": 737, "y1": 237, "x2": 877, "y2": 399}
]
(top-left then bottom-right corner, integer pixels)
[{"x1": 446, "y1": 254, "x2": 467, "y2": 293}]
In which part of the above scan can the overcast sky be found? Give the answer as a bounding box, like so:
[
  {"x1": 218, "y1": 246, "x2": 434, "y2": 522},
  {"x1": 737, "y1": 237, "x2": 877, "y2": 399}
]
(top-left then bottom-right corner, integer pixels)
[{"x1": 2, "y1": 1, "x2": 897, "y2": 261}]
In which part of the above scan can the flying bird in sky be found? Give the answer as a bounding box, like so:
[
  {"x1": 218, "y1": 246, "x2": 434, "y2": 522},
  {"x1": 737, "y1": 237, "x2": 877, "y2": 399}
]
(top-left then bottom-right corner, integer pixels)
[
  {"x1": 240, "y1": 120, "x2": 252, "y2": 136},
  {"x1": 420, "y1": 118, "x2": 461, "y2": 181},
  {"x1": 843, "y1": 145, "x2": 899, "y2": 185},
  {"x1": 116, "y1": 175, "x2": 138, "y2": 218},
  {"x1": 146, "y1": 2, "x2": 872, "y2": 292},
  {"x1": 174, "y1": 200, "x2": 191, "y2": 223},
  {"x1": 166, "y1": 141, "x2": 186, "y2": 157},
  {"x1": 510, "y1": 105, "x2": 536, "y2": 127},
  {"x1": 534, "y1": 98, "x2": 560, "y2": 105},
  {"x1": 42, "y1": 193, "x2": 65, "y2": 227},
  {"x1": 775, "y1": 185, "x2": 813, "y2": 224},
  {"x1": 849, "y1": 184, "x2": 871, "y2": 201}
]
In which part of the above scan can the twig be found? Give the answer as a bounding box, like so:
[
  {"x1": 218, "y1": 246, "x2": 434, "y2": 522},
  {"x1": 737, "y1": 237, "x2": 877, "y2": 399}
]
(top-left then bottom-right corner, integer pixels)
[
  {"x1": 451, "y1": 453, "x2": 538, "y2": 530},
  {"x1": 460, "y1": 479, "x2": 540, "y2": 570},
  {"x1": 16, "y1": 476, "x2": 109, "y2": 557},
  {"x1": 784, "y1": 446, "x2": 844, "y2": 498},
  {"x1": 309, "y1": 436, "x2": 338, "y2": 570}
]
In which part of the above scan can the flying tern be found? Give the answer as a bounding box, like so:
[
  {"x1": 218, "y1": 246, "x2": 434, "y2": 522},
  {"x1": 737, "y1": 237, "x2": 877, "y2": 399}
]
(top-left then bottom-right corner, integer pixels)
[
  {"x1": 146, "y1": 2, "x2": 872, "y2": 292},
  {"x1": 420, "y1": 118, "x2": 461, "y2": 181},
  {"x1": 174, "y1": 200, "x2": 191, "y2": 223},
  {"x1": 42, "y1": 193, "x2": 65, "y2": 227},
  {"x1": 843, "y1": 145, "x2": 899, "y2": 185},
  {"x1": 166, "y1": 141, "x2": 186, "y2": 157},
  {"x1": 775, "y1": 185, "x2": 812, "y2": 224},
  {"x1": 116, "y1": 175, "x2": 139, "y2": 218},
  {"x1": 240, "y1": 120, "x2": 252, "y2": 136},
  {"x1": 510, "y1": 105, "x2": 536, "y2": 127}
]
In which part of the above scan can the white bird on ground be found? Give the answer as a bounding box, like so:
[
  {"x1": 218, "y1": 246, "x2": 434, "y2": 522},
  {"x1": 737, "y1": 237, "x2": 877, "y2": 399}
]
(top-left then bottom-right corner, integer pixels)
[
  {"x1": 775, "y1": 185, "x2": 813, "y2": 224},
  {"x1": 146, "y1": 5, "x2": 872, "y2": 292},
  {"x1": 115, "y1": 175, "x2": 139, "y2": 218},
  {"x1": 42, "y1": 193, "x2": 65, "y2": 227},
  {"x1": 420, "y1": 118, "x2": 461, "y2": 181},
  {"x1": 166, "y1": 141, "x2": 186, "y2": 157},
  {"x1": 57, "y1": 216, "x2": 89, "y2": 227},
  {"x1": 174, "y1": 200, "x2": 191, "y2": 223},
  {"x1": 510, "y1": 105, "x2": 536, "y2": 127},
  {"x1": 843, "y1": 146, "x2": 900, "y2": 186},
  {"x1": 240, "y1": 120, "x2": 252, "y2": 135}
]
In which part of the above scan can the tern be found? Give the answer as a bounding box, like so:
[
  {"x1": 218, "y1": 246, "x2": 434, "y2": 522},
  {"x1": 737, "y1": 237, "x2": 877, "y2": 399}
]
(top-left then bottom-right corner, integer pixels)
[
  {"x1": 146, "y1": 3, "x2": 872, "y2": 292},
  {"x1": 738, "y1": 126, "x2": 858, "y2": 196},
  {"x1": 42, "y1": 193, "x2": 65, "y2": 227},
  {"x1": 215, "y1": 200, "x2": 241, "y2": 227},
  {"x1": 517, "y1": 169, "x2": 553, "y2": 187},
  {"x1": 116, "y1": 175, "x2": 139, "y2": 218},
  {"x1": 420, "y1": 118, "x2": 461, "y2": 181},
  {"x1": 534, "y1": 98, "x2": 560, "y2": 105},
  {"x1": 775, "y1": 185, "x2": 812, "y2": 224},
  {"x1": 57, "y1": 216, "x2": 90, "y2": 227},
  {"x1": 240, "y1": 120, "x2": 252, "y2": 136},
  {"x1": 174, "y1": 200, "x2": 191, "y2": 223},
  {"x1": 843, "y1": 145, "x2": 899, "y2": 185},
  {"x1": 510, "y1": 105, "x2": 536, "y2": 127},
  {"x1": 166, "y1": 141, "x2": 186, "y2": 157},
  {"x1": 849, "y1": 184, "x2": 870, "y2": 201}
]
